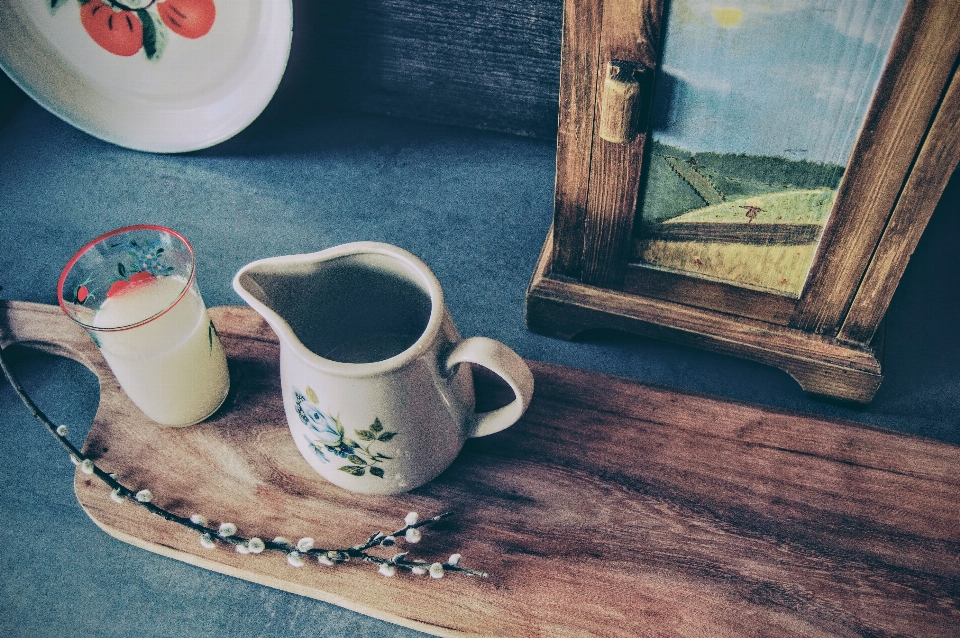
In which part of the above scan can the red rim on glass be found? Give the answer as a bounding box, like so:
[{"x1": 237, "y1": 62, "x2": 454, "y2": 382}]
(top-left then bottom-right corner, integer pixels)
[{"x1": 57, "y1": 224, "x2": 196, "y2": 332}]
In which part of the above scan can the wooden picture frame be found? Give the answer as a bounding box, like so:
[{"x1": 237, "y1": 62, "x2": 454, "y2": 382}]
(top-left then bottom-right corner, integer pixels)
[{"x1": 526, "y1": 0, "x2": 960, "y2": 403}]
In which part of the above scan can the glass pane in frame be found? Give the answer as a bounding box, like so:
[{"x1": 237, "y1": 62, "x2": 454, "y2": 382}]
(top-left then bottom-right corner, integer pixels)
[{"x1": 632, "y1": 0, "x2": 907, "y2": 296}]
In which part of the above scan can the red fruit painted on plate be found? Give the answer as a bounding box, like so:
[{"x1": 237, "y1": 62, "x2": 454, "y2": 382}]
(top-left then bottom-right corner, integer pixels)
[
  {"x1": 81, "y1": 0, "x2": 144, "y2": 57},
  {"x1": 76, "y1": 285, "x2": 89, "y2": 304},
  {"x1": 156, "y1": 0, "x2": 216, "y2": 39}
]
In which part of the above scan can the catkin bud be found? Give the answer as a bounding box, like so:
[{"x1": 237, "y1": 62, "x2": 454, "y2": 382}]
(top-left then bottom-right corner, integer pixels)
[
  {"x1": 378, "y1": 564, "x2": 397, "y2": 577},
  {"x1": 297, "y1": 537, "x2": 315, "y2": 552},
  {"x1": 287, "y1": 552, "x2": 305, "y2": 567}
]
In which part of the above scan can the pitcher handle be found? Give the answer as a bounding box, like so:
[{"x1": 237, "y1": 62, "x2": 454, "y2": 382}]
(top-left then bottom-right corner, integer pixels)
[{"x1": 444, "y1": 337, "x2": 534, "y2": 438}]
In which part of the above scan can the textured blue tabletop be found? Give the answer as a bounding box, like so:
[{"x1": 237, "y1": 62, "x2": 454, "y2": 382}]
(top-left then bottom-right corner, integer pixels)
[{"x1": 1, "y1": 96, "x2": 958, "y2": 637}]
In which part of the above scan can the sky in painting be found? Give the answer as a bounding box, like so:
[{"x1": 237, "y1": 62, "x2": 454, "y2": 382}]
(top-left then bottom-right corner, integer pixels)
[{"x1": 650, "y1": 0, "x2": 906, "y2": 165}]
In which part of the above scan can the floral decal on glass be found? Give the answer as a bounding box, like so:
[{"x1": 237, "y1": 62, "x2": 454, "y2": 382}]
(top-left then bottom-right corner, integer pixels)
[
  {"x1": 72, "y1": 237, "x2": 220, "y2": 357},
  {"x1": 73, "y1": 238, "x2": 173, "y2": 305},
  {"x1": 105, "y1": 238, "x2": 175, "y2": 297},
  {"x1": 48, "y1": 0, "x2": 216, "y2": 60},
  {"x1": 294, "y1": 386, "x2": 396, "y2": 479}
]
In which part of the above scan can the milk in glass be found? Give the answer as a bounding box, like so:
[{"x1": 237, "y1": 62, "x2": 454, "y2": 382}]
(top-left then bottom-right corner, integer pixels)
[{"x1": 93, "y1": 275, "x2": 229, "y2": 426}]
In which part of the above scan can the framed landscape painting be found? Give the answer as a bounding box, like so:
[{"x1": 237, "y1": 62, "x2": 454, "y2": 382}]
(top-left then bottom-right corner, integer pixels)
[
  {"x1": 527, "y1": 0, "x2": 960, "y2": 402},
  {"x1": 633, "y1": 0, "x2": 907, "y2": 296}
]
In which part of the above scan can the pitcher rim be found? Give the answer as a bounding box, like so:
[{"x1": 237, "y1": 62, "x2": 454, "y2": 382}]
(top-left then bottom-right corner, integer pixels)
[{"x1": 233, "y1": 241, "x2": 445, "y2": 377}]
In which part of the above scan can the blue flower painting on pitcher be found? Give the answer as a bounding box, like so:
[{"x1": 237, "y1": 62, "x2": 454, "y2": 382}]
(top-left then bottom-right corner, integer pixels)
[{"x1": 293, "y1": 387, "x2": 396, "y2": 479}]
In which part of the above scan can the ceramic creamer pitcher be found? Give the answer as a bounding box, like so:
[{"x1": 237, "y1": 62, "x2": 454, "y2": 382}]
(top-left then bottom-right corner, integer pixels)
[{"x1": 233, "y1": 242, "x2": 534, "y2": 495}]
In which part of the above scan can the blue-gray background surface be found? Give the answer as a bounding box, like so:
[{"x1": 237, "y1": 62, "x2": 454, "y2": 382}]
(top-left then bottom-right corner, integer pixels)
[{"x1": 1, "y1": 90, "x2": 958, "y2": 636}]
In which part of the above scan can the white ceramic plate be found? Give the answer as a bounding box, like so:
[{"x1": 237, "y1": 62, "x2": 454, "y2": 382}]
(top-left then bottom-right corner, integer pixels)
[{"x1": 0, "y1": 0, "x2": 292, "y2": 152}]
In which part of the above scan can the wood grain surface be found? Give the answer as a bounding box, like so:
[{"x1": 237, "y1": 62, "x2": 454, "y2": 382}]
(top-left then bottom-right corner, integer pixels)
[
  {"x1": 838, "y1": 56, "x2": 960, "y2": 344},
  {"x1": 3, "y1": 301, "x2": 959, "y2": 637},
  {"x1": 528, "y1": 232, "x2": 883, "y2": 403},
  {"x1": 309, "y1": 1, "x2": 563, "y2": 139},
  {"x1": 551, "y1": 0, "x2": 602, "y2": 277},
  {"x1": 580, "y1": 0, "x2": 663, "y2": 287},
  {"x1": 792, "y1": 0, "x2": 960, "y2": 335}
]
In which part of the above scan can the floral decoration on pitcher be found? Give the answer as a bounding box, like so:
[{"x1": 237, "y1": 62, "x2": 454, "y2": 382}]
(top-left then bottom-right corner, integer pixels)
[
  {"x1": 48, "y1": 0, "x2": 216, "y2": 60},
  {"x1": 294, "y1": 387, "x2": 397, "y2": 479}
]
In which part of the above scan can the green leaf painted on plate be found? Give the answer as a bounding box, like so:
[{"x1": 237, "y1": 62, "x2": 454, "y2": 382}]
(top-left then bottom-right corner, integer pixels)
[
  {"x1": 137, "y1": 8, "x2": 167, "y2": 61},
  {"x1": 137, "y1": 9, "x2": 158, "y2": 59}
]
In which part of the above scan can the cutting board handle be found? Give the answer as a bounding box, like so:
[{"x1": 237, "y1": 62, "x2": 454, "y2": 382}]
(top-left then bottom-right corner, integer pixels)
[{"x1": 0, "y1": 300, "x2": 110, "y2": 381}]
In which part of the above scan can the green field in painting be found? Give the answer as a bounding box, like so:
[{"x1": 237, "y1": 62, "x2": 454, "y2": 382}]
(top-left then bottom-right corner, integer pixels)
[
  {"x1": 637, "y1": 190, "x2": 836, "y2": 295},
  {"x1": 664, "y1": 188, "x2": 834, "y2": 225},
  {"x1": 633, "y1": 141, "x2": 845, "y2": 295},
  {"x1": 637, "y1": 140, "x2": 844, "y2": 226}
]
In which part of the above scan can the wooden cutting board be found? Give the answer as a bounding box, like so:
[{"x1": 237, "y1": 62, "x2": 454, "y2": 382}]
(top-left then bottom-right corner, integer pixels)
[{"x1": 3, "y1": 301, "x2": 959, "y2": 637}]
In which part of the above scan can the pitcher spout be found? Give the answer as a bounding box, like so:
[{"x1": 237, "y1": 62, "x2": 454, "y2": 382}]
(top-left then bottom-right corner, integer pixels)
[{"x1": 232, "y1": 255, "x2": 306, "y2": 353}]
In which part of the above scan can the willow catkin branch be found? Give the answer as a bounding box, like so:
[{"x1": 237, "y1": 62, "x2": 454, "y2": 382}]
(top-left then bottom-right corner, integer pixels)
[{"x1": 0, "y1": 345, "x2": 486, "y2": 577}]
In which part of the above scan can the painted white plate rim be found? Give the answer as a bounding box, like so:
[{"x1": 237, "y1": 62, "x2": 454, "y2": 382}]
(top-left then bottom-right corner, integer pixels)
[{"x1": 0, "y1": 0, "x2": 293, "y2": 153}]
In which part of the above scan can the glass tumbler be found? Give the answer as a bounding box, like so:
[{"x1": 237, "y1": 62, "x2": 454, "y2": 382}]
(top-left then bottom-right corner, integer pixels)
[{"x1": 57, "y1": 225, "x2": 229, "y2": 426}]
